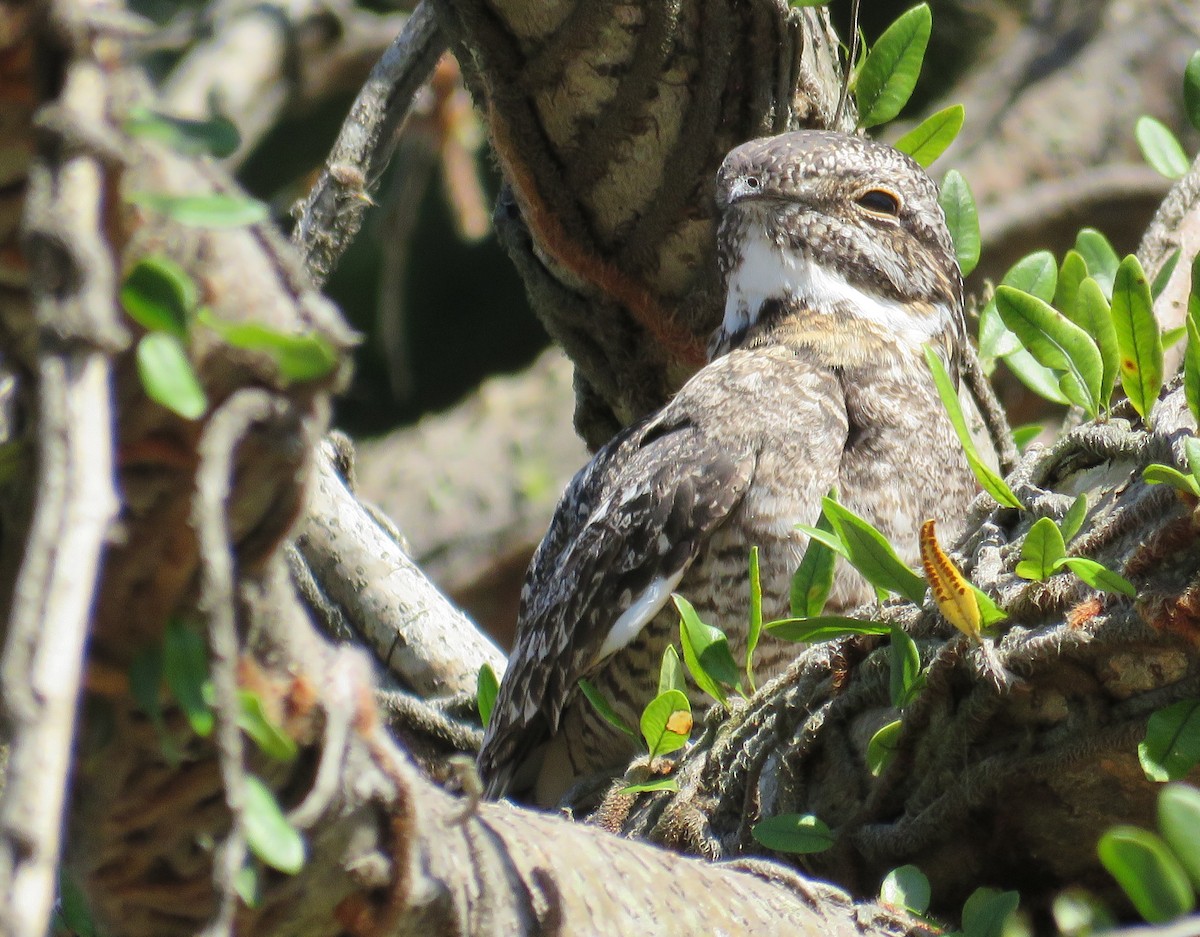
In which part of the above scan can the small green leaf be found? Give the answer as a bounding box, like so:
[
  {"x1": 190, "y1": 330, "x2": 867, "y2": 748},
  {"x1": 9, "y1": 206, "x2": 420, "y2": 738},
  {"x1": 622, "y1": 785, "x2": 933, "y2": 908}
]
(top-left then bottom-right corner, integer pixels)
[
  {"x1": 893, "y1": 104, "x2": 965, "y2": 167},
  {"x1": 821, "y1": 498, "x2": 927, "y2": 603},
  {"x1": 995, "y1": 286, "x2": 1103, "y2": 419},
  {"x1": 136, "y1": 333, "x2": 208, "y2": 420},
  {"x1": 1015, "y1": 517, "x2": 1067, "y2": 581},
  {"x1": 55, "y1": 872, "x2": 97, "y2": 937},
  {"x1": 675, "y1": 594, "x2": 740, "y2": 707},
  {"x1": 889, "y1": 624, "x2": 923, "y2": 708},
  {"x1": 234, "y1": 862, "x2": 261, "y2": 908},
  {"x1": 198, "y1": 310, "x2": 339, "y2": 382},
  {"x1": 1140, "y1": 699, "x2": 1200, "y2": 782},
  {"x1": 986, "y1": 252, "x2": 1067, "y2": 403},
  {"x1": 961, "y1": 887, "x2": 1021, "y2": 937},
  {"x1": 881, "y1": 864, "x2": 931, "y2": 914},
  {"x1": 163, "y1": 618, "x2": 213, "y2": 737},
  {"x1": 1143, "y1": 463, "x2": 1200, "y2": 497},
  {"x1": 794, "y1": 523, "x2": 849, "y2": 558},
  {"x1": 1075, "y1": 229, "x2": 1120, "y2": 298},
  {"x1": 1111, "y1": 255, "x2": 1164, "y2": 422},
  {"x1": 977, "y1": 301, "x2": 1022, "y2": 361},
  {"x1": 924, "y1": 346, "x2": 1022, "y2": 508},
  {"x1": 854, "y1": 4, "x2": 932, "y2": 129},
  {"x1": 1152, "y1": 248, "x2": 1182, "y2": 300},
  {"x1": 746, "y1": 546, "x2": 763, "y2": 689},
  {"x1": 1054, "y1": 251, "x2": 1089, "y2": 323},
  {"x1": 972, "y1": 586, "x2": 1009, "y2": 626},
  {"x1": 238, "y1": 691, "x2": 298, "y2": 762},
  {"x1": 1186, "y1": 437, "x2": 1200, "y2": 489},
  {"x1": 121, "y1": 256, "x2": 196, "y2": 337},
  {"x1": 1187, "y1": 316, "x2": 1200, "y2": 428},
  {"x1": 1159, "y1": 783, "x2": 1200, "y2": 889},
  {"x1": 1164, "y1": 325, "x2": 1188, "y2": 350},
  {"x1": 620, "y1": 777, "x2": 680, "y2": 794},
  {"x1": 939, "y1": 169, "x2": 981, "y2": 277},
  {"x1": 1186, "y1": 51, "x2": 1200, "y2": 133},
  {"x1": 751, "y1": 813, "x2": 835, "y2": 854},
  {"x1": 868, "y1": 719, "x2": 903, "y2": 776},
  {"x1": 244, "y1": 776, "x2": 306, "y2": 874},
  {"x1": 1055, "y1": 557, "x2": 1136, "y2": 598},
  {"x1": 129, "y1": 192, "x2": 269, "y2": 228},
  {"x1": 640, "y1": 689, "x2": 691, "y2": 759},
  {"x1": 791, "y1": 514, "x2": 837, "y2": 618},
  {"x1": 578, "y1": 678, "x2": 638, "y2": 739},
  {"x1": 1136, "y1": 116, "x2": 1190, "y2": 180},
  {"x1": 659, "y1": 645, "x2": 687, "y2": 696},
  {"x1": 476, "y1": 662, "x2": 499, "y2": 727},
  {"x1": 1011, "y1": 424, "x2": 1043, "y2": 451},
  {"x1": 1072, "y1": 277, "x2": 1119, "y2": 412},
  {"x1": 765, "y1": 616, "x2": 890, "y2": 643},
  {"x1": 1051, "y1": 888, "x2": 1116, "y2": 937},
  {"x1": 1060, "y1": 495, "x2": 1088, "y2": 542},
  {"x1": 1098, "y1": 825, "x2": 1194, "y2": 923},
  {"x1": 125, "y1": 106, "x2": 241, "y2": 158}
]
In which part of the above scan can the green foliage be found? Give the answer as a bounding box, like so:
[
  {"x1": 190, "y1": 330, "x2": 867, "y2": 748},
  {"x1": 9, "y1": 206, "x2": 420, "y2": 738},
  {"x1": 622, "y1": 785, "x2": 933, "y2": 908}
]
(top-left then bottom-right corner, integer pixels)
[
  {"x1": 53, "y1": 871, "x2": 97, "y2": 937},
  {"x1": 1136, "y1": 116, "x2": 1190, "y2": 180},
  {"x1": 1014, "y1": 517, "x2": 1066, "y2": 581},
  {"x1": 198, "y1": 310, "x2": 338, "y2": 383},
  {"x1": 621, "y1": 777, "x2": 680, "y2": 794},
  {"x1": 854, "y1": 4, "x2": 932, "y2": 129},
  {"x1": 995, "y1": 286, "x2": 1103, "y2": 420},
  {"x1": 658, "y1": 645, "x2": 687, "y2": 695},
  {"x1": 1185, "y1": 253, "x2": 1200, "y2": 425},
  {"x1": 881, "y1": 865, "x2": 931, "y2": 915},
  {"x1": 125, "y1": 106, "x2": 241, "y2": 158},
  {"x1": 1151, "y1": 248, "x2": 1181, "y2": 299},
  {"x1": 939, "y1": 169, "x2": 980, "y2": 277},
  {"x1": 1160, "y1": 784, "x2": 1200, "y2": 889},
  {"x1": 746, "y1": 546, "x2": 763, "y2": 690},
  {"x1": 924, "y1": 346, "x2": 1021, "y2": 508},
  {"x1": 956, "y1": 888, "x2": 1021, "y2": 937},
  {"x1": 790, "y1": 513, "x2": 837, "y2": 618},
  {"x1": 476, "y1": 662, "x2": 499, "y2": 727},
  {"x1": 238, "y1": 691, "x2": 298, "y2": 762},
  {"x1": 751, "y1": 813, "x2": 835, "y2": 854},
  {"x1": 129, "y1": 192, "x2": 269, "y2": 228},
  {"x1": 1143, "y1": 463, "x2": 1200, "y2": 497},
  {"x1": 243, "y1": 776, "x2": 306, "y2": 874},
  {"x1": 675, "y1": 594, "x2": 742, "y2": 707},
  {"x1": 1098, "y1": 826, "x2": 1194, "y2": 923},
  {"x1": 1140, "y1": 699, "x2": 1200, "y2": 782},
  {"x1": 639, "y1": 689, "x2": 691, "y2": 759},
  {"x1": 121, "y1": 256, "x2": 195, "y2": 337},
  {"x1": 1069, "y1": 278, "x2": 1119, "y2": 413},
  {"x1": 765, "y1": 616, "x2": 890, "y2": 643},
  {"x1": 136, "y1": 332, "x2": 208, "y2": 420},
  {"x1": 867, "y1": 719, "x2": 902, "y2": 776},
  {"x1": 1111, "y1": 255, "x2": 1164, "y2": 422},
  {"x1": 163, "y1": 618, "x2": 213, "y2": 737},
  {"x1": 234, "y1": 863, "x2": 262, "y2": 908},
  {"x1": 1186, "y1": 51, "x2": 1200, "y2": 132},
  {"x1": 889, "y1": 624, "x2": 923, "y2": 708},
  {"x1": 578, "y1": 678, "x2": 637, "y2": 739},
  {"x1": 1011, "y1": 424, "x2": 1043, "y2": 451},
  {"x1": 1057, "y1": 557, "x2": 1135, "y2": 598},
  {"x1": 1051, "y1": 889, "x2": 1115, "y2": 937},
  {"x1": 893, "y1": 104, "x2": 964, "y2": 167},
  {"x1": 1075, "y1": 229, "x2": 1120, "y2": 297},
  {"x1": 1060, "y1": 495, "x2": 1088, "y2": 542},
  {"x1": 817, "y1": 497, "x2": 927, "y2": 604}
]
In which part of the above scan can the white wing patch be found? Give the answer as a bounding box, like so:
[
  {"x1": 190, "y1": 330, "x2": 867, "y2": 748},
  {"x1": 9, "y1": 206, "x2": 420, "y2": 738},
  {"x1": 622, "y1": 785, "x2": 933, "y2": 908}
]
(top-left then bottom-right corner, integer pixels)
[
  {"x1": 725, "y1": 228, "x2": 948, "y2": 348},
  {"x1": 593, "y1": 570, "x2": 686, "y2": 664}
]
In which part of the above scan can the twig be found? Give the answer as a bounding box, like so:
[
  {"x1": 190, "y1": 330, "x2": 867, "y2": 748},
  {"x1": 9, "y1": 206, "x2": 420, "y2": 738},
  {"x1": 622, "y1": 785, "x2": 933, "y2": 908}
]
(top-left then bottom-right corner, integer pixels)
[
  {"x1": 0, "y1": 52, "x2": 121, "y2": 937},
  {"x1": 294, "y1": 443, "x2": 505, "y2": 697},
  {"x1": 961, "y1": 342, "x2": 1018, "y2": 473},
  {"x1": 193, "y1": 389, "x2": 286, "y2": 937},
  {"x1": 291, "y1": 0, "x2": 446, "y2": 285}
]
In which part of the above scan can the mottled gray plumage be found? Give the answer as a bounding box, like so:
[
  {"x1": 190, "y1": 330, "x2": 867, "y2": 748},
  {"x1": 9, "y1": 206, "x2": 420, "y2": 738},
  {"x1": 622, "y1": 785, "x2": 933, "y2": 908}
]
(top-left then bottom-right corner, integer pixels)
[{"x1": 479, "y1": 130, "x2": 978, "y2": 804}]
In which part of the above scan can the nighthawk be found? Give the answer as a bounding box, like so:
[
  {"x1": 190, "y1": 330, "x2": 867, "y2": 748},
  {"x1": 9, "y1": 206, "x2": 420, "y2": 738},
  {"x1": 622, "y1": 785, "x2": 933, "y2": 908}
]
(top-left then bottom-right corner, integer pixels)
[{"x1": 479, "y1": 130, "x2": 980, "y2": 804}]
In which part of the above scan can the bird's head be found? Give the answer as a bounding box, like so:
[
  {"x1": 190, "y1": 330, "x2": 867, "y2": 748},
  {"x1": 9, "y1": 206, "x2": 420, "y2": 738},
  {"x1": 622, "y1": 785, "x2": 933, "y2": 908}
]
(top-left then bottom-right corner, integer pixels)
[{"x1": 711, "y1": 130, "x2": 964, "y2": 363}]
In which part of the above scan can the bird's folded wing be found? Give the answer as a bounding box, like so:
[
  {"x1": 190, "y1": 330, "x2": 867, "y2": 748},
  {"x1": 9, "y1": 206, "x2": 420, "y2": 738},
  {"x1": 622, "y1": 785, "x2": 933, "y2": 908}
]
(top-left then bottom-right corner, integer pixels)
[{"x1": 478, "y1": 409, "x2": 755, "y2": 794}]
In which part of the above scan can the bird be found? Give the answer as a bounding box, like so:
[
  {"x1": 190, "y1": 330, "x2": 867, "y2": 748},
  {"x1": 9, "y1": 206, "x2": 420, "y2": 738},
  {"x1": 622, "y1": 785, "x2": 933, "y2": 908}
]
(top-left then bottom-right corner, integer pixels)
[{"x1": 478, "y1": 130, "x2": 980, "y2": 805}]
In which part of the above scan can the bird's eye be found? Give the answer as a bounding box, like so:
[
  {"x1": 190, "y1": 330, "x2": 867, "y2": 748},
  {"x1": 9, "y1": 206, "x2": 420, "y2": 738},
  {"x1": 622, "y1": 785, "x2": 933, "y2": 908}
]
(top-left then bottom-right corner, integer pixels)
[
  {"x1": 856, "y1": 189, "x2": 901, "y2": 216},
  {"x1": 744, "y1": 176, "x2": 761, "y2": 190}
]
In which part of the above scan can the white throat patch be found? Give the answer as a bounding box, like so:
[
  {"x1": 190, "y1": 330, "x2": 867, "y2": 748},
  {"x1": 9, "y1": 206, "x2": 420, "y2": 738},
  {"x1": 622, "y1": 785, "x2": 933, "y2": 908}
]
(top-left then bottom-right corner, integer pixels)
[{"x1": 722, "y1": 228, "x2": 946, "y2": 350}]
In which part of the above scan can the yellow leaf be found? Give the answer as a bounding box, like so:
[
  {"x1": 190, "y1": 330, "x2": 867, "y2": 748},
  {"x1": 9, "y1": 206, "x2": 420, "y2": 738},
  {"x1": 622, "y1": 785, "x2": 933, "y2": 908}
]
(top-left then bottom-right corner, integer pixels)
[
  {"x1": 919, "y1": 519, "x2": 982, "y2": 642},
  {"x1": 665, "y1": 710, "x2": 693, "y2": 736}
]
